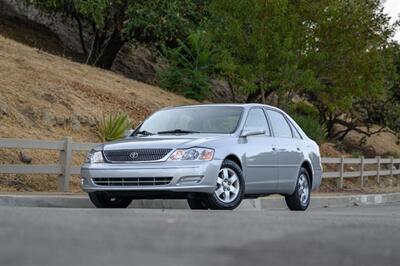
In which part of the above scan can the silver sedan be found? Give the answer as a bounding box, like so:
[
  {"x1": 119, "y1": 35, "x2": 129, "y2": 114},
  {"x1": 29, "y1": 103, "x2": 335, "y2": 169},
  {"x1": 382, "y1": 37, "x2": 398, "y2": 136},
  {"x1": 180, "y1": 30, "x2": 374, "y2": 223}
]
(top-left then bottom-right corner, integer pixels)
[{"x1": 81, "y1": 104, "x2": 322, "y2": 210}]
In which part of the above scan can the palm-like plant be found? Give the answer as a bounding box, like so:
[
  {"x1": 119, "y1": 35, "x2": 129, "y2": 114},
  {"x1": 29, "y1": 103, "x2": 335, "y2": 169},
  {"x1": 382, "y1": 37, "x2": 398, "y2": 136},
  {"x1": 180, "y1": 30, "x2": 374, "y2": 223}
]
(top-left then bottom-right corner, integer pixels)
[{"x1": 97, "y1": 113, "x2": 132, "y2": 142}]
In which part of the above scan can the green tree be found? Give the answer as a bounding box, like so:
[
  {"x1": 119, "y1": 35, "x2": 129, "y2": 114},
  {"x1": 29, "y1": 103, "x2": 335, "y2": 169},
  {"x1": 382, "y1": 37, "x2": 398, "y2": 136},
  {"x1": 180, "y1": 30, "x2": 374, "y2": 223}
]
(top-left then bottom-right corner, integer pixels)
[
  {"x1": 208, "y1": 0, "x2": 317, "y2": 104},
  {"x1": 27, "y1": 0, "x2": 208, "y2": 69},
  {"x1": 208, "y1": 0, "x2": 397, "y2": 138},
  {"x1": 300, "y1": 0, "x2": 396, "y2": 138}
]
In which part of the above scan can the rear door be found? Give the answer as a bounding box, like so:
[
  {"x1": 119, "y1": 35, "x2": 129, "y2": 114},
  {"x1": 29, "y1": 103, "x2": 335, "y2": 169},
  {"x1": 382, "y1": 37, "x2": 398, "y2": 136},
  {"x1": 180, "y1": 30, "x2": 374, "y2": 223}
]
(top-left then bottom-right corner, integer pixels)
[
  {"x1": 265, "y1": 109, "x2": 304, "y2": 193},
  {"x1": 242, "y1": 108, "x2": 278, "y2": 193}
]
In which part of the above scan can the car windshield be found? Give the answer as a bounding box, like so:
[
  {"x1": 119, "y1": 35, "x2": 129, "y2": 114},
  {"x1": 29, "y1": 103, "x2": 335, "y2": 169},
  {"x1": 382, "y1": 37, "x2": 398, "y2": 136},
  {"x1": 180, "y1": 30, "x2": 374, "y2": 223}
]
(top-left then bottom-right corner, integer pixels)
[{"x1": 136, "y1": 106, "x2": 243, "y2": 135}]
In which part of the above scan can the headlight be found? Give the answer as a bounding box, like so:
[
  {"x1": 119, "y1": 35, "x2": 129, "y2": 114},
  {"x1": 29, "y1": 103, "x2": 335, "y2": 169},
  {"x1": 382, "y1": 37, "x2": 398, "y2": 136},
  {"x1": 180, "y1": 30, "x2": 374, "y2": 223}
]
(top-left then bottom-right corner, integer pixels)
[
  {"x1": 168, "y1": 148, "x2": 214, "y2": 161},
  {"x1": 85, "y1": 150, "x2": 104, "y2": 164}
]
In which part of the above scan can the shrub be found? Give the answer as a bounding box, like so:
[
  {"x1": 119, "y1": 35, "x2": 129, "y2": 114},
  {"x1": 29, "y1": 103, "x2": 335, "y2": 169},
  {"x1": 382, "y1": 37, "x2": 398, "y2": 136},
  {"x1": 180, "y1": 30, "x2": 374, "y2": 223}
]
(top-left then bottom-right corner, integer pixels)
[
  {"x1": 285, "y1": 102, "x2": 325, "y2": 143},
  {"x1": 158, "y1": 66, "x2": 210, "y2": 101},
  {"x1": 290, "y1": 113, "x2": 326, "y2": 144},
  {"x1": 289, "y1": 102, "x2": 320, "y2": 118},
  {"x1": 97, "y1": 113, "x2": 131, "y2": 142},
  {"x1": 157, "y1": 31, "x2": 216, "y2": 101}
]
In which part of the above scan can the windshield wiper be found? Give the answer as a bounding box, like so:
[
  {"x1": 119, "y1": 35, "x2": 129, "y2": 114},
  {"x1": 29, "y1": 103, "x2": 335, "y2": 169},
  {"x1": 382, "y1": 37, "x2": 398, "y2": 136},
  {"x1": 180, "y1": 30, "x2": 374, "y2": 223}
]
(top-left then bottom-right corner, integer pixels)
[
  {"x1": 134, "y1": 130, "x2": 155, "y2": 136},
  {"x1": 157, "y1": 129, "x2": 200, "y2": 134}
]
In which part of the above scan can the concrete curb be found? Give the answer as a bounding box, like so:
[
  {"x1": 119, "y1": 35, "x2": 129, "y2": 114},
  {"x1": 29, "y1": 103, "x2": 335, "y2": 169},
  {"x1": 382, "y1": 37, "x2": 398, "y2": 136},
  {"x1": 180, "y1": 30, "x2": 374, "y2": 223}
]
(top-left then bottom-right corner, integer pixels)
[{"x1": 0, "y1": 192, "x2": 399, "y2": 209}]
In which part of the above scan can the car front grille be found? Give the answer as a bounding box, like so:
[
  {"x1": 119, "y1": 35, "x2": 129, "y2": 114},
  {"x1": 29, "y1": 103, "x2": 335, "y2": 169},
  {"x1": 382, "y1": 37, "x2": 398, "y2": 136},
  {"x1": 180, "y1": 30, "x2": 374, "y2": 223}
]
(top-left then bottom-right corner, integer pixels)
[
  {"x1": 92, "y1": 177, "x2": 173, "y2": 187},
  {"x1": 103, "y1": 149, "x2": 172, "y2": 162}
]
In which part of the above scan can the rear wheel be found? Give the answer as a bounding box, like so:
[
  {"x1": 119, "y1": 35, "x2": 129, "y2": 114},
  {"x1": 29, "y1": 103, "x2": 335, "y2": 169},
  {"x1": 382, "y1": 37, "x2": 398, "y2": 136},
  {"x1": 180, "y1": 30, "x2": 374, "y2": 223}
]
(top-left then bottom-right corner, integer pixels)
[
  {"x1": 89, "y1": 192, "x2": 132, "y2": 208},
  {"x1": 285, "y1": 168, "x2": 311, "y2": 211},
  {"x1": 203, "y1": 159, "x2": 244, "y2": 210}
]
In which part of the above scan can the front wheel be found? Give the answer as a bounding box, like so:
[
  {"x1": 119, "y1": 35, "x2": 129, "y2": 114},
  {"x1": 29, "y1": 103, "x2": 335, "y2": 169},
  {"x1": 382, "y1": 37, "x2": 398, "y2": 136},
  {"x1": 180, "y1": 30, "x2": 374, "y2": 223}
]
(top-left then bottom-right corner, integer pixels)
[
  {"x1": 203, "y1": 159, "x2": 244, "y2": 210},
  {"x1": 89, "y1": 192, "x2": 132, "y2": 208},
  {"x1": 285, "y1": 168, "x2": 311, "y2": 211}
]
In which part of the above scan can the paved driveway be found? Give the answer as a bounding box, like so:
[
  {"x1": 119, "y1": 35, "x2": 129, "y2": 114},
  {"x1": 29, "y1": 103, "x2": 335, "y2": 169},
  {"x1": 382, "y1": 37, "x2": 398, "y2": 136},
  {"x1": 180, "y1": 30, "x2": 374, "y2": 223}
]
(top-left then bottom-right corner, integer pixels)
[{"x1": 0, "y1": 204, "x2": 399, "y2": 266}]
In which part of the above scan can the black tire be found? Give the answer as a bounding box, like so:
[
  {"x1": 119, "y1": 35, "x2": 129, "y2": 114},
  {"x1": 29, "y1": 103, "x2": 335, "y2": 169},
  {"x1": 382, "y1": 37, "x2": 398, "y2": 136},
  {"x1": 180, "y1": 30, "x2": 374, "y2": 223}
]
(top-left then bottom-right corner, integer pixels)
[
  {"x1": 187, "y1": 198, "x2": 209, "y2": 210},
  {"x1": 204, "y1": 159, "x2": 244, "y2": 210},
  {"x1": 285, "y1": 167, "x2": 311, "y2": 211},
  {"x1": 89, "y1": 192, "x2": 132, "y2": 208}
]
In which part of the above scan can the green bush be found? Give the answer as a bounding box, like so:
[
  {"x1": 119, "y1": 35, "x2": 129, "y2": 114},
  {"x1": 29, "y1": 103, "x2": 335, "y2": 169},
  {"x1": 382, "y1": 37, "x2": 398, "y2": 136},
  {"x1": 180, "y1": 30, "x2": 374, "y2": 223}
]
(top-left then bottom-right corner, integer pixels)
[
  {"x1": 288, "y1": 106, "x2": 326, "y2": 144},
  {"x1": 285, "y1": 102, "x2": 325, "y2": 143},
  {"x1": 158, "y1": 65, "x2": 210, "y2": 101},
  {"x1": 290, "y1": 113, "x2": 326, "y2": 144},
  {"x1": 97, "y1": 113, "x2": 132, "y2": 142},
  {"x1": 157, "y1": 31, "x2": 216, "y2": 101},
  {"x1": 289, "y1": 102, "x2": 320, "y2": 118}
]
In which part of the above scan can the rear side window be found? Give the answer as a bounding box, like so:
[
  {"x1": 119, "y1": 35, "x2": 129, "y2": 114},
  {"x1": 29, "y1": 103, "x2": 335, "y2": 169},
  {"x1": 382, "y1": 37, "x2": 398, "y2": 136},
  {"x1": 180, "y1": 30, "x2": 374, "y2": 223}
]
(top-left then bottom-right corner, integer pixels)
[
  {"x1": 288, "y1": 120, "x2": 302, "y2": 139},
  {"x1": 244, "y1": 108, "x2": 271, "y2": 136},
  {"x1": 266, "y1": 110, "x2": 292, "y2": 138}
]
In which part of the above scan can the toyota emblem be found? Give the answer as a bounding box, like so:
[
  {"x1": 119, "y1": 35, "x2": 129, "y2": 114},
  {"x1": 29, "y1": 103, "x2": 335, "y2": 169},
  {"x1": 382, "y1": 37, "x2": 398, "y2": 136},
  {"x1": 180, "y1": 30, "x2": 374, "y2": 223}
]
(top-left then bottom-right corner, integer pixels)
[{"x1": 129, "y1": 152, "x2": 139, "y2": 159}]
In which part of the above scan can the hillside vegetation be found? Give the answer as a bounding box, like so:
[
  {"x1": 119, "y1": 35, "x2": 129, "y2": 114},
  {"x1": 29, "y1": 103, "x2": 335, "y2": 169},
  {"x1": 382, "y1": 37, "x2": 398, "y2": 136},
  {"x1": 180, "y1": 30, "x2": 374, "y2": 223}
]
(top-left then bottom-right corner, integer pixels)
[{"x1": 0, "y1": 36, "x2": 194, "y2": 142}]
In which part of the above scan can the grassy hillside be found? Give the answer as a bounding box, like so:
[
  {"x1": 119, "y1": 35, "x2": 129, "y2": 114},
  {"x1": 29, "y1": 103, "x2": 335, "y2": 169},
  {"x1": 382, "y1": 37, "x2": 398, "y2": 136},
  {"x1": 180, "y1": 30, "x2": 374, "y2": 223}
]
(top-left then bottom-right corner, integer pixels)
[
  {"x1": 0, "y1": 35, "x2": 195, "y2": 141},
  {"x1": 0, "y1": 35, "x2": 195, "y2": 192}
]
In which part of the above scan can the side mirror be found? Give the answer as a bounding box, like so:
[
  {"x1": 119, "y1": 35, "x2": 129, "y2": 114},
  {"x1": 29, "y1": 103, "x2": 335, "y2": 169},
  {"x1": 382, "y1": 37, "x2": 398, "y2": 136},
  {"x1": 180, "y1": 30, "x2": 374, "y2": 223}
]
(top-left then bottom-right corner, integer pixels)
[
  {"x1": 123, "y1": 129, "x2": 134, "y2": 138},
  {"x1": 240, "y1": 128, "x2": 265, "y2": 137}
]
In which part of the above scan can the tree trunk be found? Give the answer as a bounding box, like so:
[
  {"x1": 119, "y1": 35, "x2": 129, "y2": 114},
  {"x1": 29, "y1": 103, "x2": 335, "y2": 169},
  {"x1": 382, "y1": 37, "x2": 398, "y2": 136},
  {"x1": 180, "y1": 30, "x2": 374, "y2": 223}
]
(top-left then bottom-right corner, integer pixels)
[
  {"x1": 73, "y1": 15, "x2": 87, "y2": 56},
  {"x1": 86, "y1": 30, "x2": 125, "y2": 70},
  {"x1": 94, "y1": 31, "x2": 126, "y2": 69},
  {"x1": 326, "y1": 118, "x2": 335, "y2": 139},
  {"x1": 227, "y1": 79, "x2": 236, "y2": 102}
]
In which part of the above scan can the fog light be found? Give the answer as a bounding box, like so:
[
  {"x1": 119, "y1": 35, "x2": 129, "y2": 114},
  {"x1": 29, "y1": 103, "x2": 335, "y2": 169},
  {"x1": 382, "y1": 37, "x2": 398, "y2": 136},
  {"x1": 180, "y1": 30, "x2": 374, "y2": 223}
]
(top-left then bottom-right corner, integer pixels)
[{"x1": 178, "y1": 176, "x2": 203, "y2": 184}]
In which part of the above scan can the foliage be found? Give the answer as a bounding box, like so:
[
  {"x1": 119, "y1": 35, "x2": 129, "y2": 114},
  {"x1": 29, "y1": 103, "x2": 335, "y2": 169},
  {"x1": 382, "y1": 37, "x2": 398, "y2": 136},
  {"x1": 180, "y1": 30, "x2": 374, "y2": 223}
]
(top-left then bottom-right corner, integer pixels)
[
  {"x1": 291, "y1": 114, "x2": 326, "y2": 144},
  {"x1": 97, "y1": 113, "x2": 131, "y2": 142},
  {"x1": 26, "y1": 0, "x2": 208, "y2": 68},
  {"x1": 157, "y1": 31, "x2": 216, "y2": 101},
  {"x1": 287, "y1": 102, "x2": 326, "y2": 144},
  {"x1": 207, "y1": 0, "x2": 398, "y2": 139},
  {"x1": 208, "y1": 0, "x2": 317, "y2": 103}
]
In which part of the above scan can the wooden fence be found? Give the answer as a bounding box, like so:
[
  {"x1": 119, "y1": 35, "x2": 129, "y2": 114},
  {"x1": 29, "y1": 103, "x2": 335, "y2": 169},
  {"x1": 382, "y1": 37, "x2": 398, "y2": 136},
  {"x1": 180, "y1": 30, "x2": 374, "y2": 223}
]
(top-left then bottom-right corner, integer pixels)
[{"x1": 0, "y1": 137, "x2": 399, "y2": 192}]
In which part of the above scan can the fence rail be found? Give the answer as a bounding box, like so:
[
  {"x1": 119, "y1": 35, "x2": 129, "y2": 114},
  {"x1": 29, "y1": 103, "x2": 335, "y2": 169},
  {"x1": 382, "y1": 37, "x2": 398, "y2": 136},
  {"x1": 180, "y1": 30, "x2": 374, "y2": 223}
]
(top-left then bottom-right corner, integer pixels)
[
  {"x1": 0, "y1": 137, "x2": 399, "y2": 192},
  {"x1": 321, "y1": 156, "x2": 400, "y2": 188}
]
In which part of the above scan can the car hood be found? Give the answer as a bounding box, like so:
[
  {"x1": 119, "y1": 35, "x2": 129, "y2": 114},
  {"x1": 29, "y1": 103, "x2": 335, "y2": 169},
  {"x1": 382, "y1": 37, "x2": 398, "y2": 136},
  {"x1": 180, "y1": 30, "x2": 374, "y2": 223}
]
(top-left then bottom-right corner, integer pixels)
[{"x1": 101, "y1": 134, "x2": 227, "y2": 151}]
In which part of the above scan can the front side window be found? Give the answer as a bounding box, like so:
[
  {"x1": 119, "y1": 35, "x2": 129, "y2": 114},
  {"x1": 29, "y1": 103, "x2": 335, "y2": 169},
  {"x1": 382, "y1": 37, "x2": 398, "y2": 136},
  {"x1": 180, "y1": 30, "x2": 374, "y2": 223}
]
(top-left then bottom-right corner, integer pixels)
[
  {"x1": 244, "y1": 108, "x2": 270, "y2": 135},
  {"x1": 137, "y1": 106, "x2": 243, "y2": 134},
  {"x1": 266, "y1": 110, "x2": 293, "y2": 138}
]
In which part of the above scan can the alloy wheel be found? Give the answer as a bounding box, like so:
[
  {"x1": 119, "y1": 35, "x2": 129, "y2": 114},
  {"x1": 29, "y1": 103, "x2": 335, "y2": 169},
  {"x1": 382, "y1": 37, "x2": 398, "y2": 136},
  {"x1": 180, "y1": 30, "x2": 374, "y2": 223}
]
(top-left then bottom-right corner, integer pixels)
[
  {"x1": 298, "y1": 173, "x2": 309, "y2": 205},
  {"x1": 214, "y1": 168, "x2": 240, "y2": 203}
]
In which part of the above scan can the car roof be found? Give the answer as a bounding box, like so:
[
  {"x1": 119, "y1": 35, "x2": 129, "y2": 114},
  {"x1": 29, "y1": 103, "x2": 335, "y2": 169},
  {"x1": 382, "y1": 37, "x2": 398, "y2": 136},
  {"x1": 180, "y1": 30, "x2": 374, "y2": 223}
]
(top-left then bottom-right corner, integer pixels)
[{"x1": 163, "y1": 103, "x2": 282, "y2": 111}]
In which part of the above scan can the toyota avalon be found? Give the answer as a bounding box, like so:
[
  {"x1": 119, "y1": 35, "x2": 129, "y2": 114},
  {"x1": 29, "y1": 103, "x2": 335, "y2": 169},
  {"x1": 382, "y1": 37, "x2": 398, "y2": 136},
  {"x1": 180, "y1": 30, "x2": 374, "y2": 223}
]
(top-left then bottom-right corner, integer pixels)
[{"x1": 81, "y1": 104, "x2": 322, "y2": 210}]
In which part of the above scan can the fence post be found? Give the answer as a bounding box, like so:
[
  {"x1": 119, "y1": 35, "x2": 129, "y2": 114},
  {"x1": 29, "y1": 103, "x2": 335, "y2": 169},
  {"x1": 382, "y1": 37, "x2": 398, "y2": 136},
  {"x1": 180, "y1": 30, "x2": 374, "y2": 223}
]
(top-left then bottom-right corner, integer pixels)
[
  {"x1": 360, "y1": 156, "x2": 365, "y2": 187},
  {"x1": 390, "y1": 156, "x2": 394, "y2": 178},
  {"x1": 59, "y1": 137, "x2": 72, "y2": 192},
  {"x1": 376, "y1": 156, "x2": 381, "y2": 184},
  {"x1": 337, "y1": 156, "x2": 344, "y2": 189}
]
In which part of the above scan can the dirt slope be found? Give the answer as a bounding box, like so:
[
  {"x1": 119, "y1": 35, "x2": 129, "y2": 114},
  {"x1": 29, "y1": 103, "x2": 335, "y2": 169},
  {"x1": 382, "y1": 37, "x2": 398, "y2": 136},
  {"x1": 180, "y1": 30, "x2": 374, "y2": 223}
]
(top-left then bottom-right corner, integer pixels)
[{"x1": 0, "y1": 35, "x2": 195, "y2": 141}]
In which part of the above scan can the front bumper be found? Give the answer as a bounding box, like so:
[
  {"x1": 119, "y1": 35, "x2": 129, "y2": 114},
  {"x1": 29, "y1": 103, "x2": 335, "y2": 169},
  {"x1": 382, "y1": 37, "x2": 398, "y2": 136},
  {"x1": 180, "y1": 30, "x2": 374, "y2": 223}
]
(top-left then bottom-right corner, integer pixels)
[{"x1": 81, "y1": 160, "x2": 222, "y2": 194}]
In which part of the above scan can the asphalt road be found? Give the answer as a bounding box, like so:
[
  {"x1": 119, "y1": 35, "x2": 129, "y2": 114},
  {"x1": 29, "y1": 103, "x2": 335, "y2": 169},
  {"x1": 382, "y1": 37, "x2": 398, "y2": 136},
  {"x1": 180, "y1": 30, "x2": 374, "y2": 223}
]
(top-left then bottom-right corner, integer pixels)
[{"x1": 0, "y1": 204, "x2": 399, "y2": 266}]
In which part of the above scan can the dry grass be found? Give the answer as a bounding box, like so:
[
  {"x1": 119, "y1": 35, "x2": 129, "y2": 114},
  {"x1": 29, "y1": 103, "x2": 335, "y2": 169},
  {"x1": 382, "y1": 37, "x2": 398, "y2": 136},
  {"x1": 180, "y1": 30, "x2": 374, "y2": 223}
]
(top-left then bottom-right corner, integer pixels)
[
  {"x1": 0, "y1": 35, "x2": 195, "y2": 192},
  {"x1": 0, "y1": 34, "x2": 195, "y2": 140}
]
